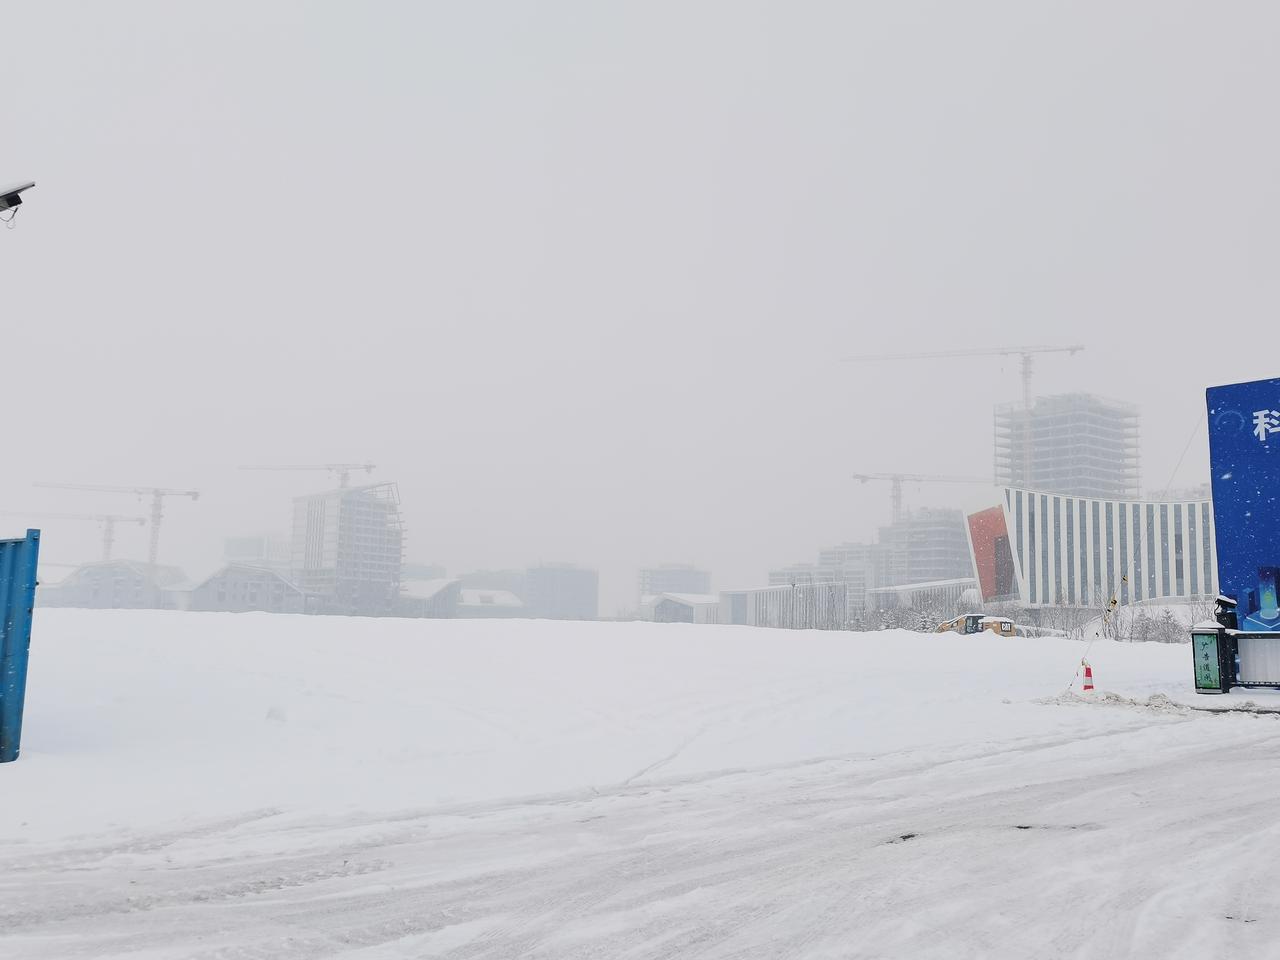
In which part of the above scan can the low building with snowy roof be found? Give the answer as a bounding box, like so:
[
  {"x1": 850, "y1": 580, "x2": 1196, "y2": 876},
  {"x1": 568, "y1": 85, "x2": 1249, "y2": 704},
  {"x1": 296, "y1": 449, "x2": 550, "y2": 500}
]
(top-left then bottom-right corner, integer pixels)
[
  {"x1": 653, "y1": 593, "x2": 721, "y2": 624},
  {"x1": 398, "y1": 578, "x2": 461, "y2": 618},
  {"x1": 37, "y1": 559, "x2": 192, "y2": 610},
  {"x1": 865, "y1": 577, "x2": 978, "y2": 612},
  {"x1": 188, "y1": 564, "x2": 305, "y2": 614},
  {"x1": 457, "y1": 588, "x2": 526, "y2": 619},
  {"x1": 719, "y1": 582, "x2": 848, "y2": 630}
]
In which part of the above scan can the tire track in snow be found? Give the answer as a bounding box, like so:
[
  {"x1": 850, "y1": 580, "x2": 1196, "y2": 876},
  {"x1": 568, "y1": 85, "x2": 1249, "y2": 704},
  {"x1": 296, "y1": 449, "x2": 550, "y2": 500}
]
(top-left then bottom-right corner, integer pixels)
[{"x1": 620, "y1": 725, "x2": 710, "y2": 787}]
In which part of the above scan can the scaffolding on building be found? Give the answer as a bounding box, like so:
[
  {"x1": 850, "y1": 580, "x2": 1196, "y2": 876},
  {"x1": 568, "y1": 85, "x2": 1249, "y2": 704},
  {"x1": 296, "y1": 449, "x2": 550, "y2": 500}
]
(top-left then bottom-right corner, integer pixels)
[
  {"x1": 995, "y1": 393, "x2": 1140, "y2": 500},
  {"x1": 291, "y1": 482, "x2": 405, "y2": 615}
]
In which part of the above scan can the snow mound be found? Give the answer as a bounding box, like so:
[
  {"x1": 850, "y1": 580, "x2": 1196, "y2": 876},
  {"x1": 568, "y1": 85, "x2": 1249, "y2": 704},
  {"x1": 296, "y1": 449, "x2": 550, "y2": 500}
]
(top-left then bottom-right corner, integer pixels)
[{"x1": 1034, "y1": 689, "x2": 1195, "y2": 714}]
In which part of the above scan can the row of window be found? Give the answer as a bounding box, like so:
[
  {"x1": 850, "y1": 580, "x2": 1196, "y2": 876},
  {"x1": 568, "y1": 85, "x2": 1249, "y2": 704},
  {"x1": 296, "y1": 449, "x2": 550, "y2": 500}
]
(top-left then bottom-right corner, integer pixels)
[{"x1": 1005, "y1": 489, "x2": 1216, "y2": 606}]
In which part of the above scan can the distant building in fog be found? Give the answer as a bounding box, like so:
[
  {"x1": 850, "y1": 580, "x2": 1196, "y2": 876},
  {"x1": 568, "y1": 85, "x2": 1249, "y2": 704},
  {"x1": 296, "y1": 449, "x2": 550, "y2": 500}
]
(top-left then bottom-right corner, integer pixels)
[
  {"x1": 653, "y1": 593, "x2": 720, "y2": 624},
  {"x1": 399, "y1": 578, "x2": 461, "y2": 618},
  {"x1": 771, "y1": 542, "x2": 874, "y2": 616},
  {"x1": 866, "y1": 577, "x2": 976, "y2": 612},
  {"x1": 995, "y1": 393, "x2": 1140, "y2": 500},
  {"x1": 458, "y1": 569, "x2": 528, "y2": 598},
  {"x1": 526, "y1": 563, "x2": 598, "y2": 620},
  {"x1": 189, "y1": 564, "x2": 305, "y2": 614},
  {"x1": 37, "y1": 560, "x2": 190, "y2": 610},
  {"x1": 720, "y1": 582, "x2": 847, "y2": 630},
  {"x1": 874, "y1": 509, "x2": 974, "y2": 588},
  {"x1": 291, "y1": 483, "x2": 404, "y2": 616},
  {"x1": 458, "y1": 588, "x2": 526, "y2": 618},
  {"x1": 639, "y1": 564, "x2": 711, "y2": 602},
  {"x1": 223, "y1": 534, "x2": 291, "y2": 573},
  {"x1": 1146, "y1": 483, "x2": 1211, "y2": 503},
  {"x1": 402, "y1": 562, "x2": 448, "y2": 580}
]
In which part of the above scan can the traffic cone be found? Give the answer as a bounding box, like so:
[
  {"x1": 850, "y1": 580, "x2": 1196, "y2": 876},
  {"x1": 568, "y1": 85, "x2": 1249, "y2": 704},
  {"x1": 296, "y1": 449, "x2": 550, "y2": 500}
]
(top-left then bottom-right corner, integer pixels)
[{"x1": 1082, "y1": 660, "x2": 1094, "y2": 693}]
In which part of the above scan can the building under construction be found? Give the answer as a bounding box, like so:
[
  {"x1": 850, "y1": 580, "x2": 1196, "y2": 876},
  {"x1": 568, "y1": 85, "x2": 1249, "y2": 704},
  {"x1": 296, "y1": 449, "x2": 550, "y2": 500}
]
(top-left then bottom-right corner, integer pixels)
[
  {"x1": 873, "y1": 508, "x2": 975, "y2": 588},
  {"x1": 291, "y1": 482, "x2": 405, "y2": 615},
  {"x1": 995, "y1": 393, "x2": 1140, "y2": 500}
]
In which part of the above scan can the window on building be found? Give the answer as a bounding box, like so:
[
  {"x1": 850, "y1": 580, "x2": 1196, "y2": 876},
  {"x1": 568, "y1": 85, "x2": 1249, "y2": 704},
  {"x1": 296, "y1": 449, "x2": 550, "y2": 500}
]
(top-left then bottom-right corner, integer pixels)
[
  {"x1": 1146, "y1": 504, "x2": 1158, "y2": 598},
  {"x1": 1160, "y1": 505, "x2": 1171, "y2": 597},
  {"x1": 1092, "y1": 501, "x2": 1102, "y2": 603},
  {"x1": 1027, "y1": 495, "x2": 1037, "y2": 604},
  {"x1": 1041, "y1": 496, "x2": 1050, "y2": 603},
  {"x1": 1132, "y1": 505, "x2": 1143, "y2": 602},
  {"x1": 1053, "y1": 498, "x2": 1064, "y2": 604},
  {"x1": 1104, "y1": 502, "x2": 1115, "y2": 601},
  {"x1": 1202, "y1": 503, "x2": 1213, "y2": 593},
  {"x1": 1065, "y1": 499, "x2": 1076, "y2": 604},
  {"x1": 1188, "y1": 506, "x2": 1199, "y2": 596},
  {"x1": 1118, "y1": 502, "x2": 1128, "y2": 604},
  {"x1": 1174, "y1": 504, "x2": 1185, "y2": 595}
]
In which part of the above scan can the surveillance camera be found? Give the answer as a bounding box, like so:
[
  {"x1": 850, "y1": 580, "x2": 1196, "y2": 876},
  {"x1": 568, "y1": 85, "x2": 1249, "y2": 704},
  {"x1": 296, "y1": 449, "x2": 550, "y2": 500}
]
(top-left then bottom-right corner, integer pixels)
[{"x1": 0, "y1": 182, "x2": 36, "y2": 211}]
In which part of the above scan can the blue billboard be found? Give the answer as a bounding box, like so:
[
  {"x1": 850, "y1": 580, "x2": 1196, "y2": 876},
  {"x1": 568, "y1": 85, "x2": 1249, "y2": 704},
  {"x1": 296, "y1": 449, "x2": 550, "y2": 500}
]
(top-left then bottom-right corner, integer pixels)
[{"x1": 1207, "y1": 377, "x2": 1280, "y2": 632}]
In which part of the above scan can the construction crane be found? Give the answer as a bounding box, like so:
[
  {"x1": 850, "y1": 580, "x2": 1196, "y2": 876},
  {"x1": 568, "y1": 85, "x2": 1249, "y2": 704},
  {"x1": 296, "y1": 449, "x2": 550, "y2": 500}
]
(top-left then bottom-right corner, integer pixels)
[
  {"x1": 33, "y1": 483, "x2": 200, "y2": 569},
  {"x1": 842, "y1": 345, "x2": 1084, "y2": 411},
  {"x1": 239, "y1": 463, "x2": 376, "y2": 488},
  {"x1": 0, "y1": 511, "x2": 146, "y2": 561},
  {"x1": 852, "y1": 472, "x2": 993, "y2": 524}
]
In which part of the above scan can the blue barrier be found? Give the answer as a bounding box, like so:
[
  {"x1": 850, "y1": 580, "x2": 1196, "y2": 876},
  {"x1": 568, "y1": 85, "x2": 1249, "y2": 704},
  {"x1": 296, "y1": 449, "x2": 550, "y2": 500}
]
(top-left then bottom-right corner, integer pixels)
[{"x1": 0, "y1": 529, "x2": 40, "y2": 763}]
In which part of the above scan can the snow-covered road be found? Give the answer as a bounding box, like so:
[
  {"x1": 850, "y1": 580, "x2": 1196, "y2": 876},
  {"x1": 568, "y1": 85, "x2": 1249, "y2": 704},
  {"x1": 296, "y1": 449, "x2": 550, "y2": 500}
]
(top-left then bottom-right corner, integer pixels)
[
  {"x1": 6, "y1": 704, "x2": 1279, "y2": 959},
  {"x1": 3, "y1": 611, "x2": 1279, "y2": 958}
]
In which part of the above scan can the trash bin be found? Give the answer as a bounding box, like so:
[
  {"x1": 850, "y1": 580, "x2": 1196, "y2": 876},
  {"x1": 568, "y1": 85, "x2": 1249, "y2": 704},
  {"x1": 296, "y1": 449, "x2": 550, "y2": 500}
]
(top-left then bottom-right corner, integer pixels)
[{"x1": 1191, "y1": 622, "x2": 1234, "y2": 695}]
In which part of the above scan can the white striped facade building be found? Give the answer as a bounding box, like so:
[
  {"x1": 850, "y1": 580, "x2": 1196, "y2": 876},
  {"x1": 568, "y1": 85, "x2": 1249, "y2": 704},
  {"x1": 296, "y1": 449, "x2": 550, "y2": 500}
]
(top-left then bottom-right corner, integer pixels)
[
  {"x1": 720, "y1": 582, "x2": 849, "y2": 630},
  {"x1": 997, "y1": 487, "x2": 1217, "y2": 607}
]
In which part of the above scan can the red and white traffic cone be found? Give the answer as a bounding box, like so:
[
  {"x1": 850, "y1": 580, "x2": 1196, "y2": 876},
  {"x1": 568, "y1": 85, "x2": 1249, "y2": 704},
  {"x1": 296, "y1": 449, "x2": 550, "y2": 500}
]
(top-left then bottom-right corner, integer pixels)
[{"x1": 1081, "y1": 660, "x2": 1095, "y2": 693}]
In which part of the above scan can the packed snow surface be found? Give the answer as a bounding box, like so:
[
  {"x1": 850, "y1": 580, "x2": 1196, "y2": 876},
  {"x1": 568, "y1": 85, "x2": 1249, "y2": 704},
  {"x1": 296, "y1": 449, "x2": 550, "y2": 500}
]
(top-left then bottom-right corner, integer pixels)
[{"x1": 3, "y1": 609, "x2": 1279, "y2": 959}]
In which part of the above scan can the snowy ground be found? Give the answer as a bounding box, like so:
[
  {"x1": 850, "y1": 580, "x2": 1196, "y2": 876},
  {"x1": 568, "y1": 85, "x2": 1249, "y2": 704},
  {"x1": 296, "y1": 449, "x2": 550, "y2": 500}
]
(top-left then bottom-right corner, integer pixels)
[{"x1": 3, "y1": 610, "x2": 1279, "y2": 959}]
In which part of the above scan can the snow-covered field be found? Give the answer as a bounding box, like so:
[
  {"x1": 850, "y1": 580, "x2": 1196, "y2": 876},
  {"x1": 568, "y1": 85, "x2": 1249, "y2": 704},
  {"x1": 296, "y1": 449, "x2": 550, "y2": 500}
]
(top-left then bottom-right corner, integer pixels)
[{"x1": 3, "y1": 609, "x2": 1279, "y2": 959}]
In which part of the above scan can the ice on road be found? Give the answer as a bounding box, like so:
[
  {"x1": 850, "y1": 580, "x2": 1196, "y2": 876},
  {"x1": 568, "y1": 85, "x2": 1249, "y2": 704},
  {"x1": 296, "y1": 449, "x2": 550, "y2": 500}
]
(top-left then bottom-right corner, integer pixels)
[{"x1": 3, "y1": 610, "x2": 1278, "y2": 959}]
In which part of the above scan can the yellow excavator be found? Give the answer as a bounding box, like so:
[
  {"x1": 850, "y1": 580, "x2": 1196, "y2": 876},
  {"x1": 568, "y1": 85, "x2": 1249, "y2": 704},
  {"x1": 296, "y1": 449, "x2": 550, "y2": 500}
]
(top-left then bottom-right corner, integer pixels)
[{"x1": 936, "y1": 614, "x2": 1018, "y2": 638}]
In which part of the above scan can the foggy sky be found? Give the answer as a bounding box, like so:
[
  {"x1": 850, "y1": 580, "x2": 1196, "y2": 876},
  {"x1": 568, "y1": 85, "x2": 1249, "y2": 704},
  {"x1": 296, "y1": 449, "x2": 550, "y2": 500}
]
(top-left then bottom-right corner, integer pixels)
[{"x1": 5, "y1": 2, "x2": 1279, "y2": 614}]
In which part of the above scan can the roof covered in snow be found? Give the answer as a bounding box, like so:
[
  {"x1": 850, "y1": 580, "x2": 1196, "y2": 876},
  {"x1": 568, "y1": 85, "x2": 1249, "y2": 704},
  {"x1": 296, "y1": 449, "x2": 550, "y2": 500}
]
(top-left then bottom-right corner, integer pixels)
[
  {"x1": 50, "y1": 559, "x2": 192, "y2": 591},
  {"x1": 459, "y1": 589, "x2": 524, "y2": 609},
  {"x1": 657, "y1": 593, "x2": 720, "y2": 607},
  {"x1": 401, "y1": 578, "x2": 460, "y2": 601}
]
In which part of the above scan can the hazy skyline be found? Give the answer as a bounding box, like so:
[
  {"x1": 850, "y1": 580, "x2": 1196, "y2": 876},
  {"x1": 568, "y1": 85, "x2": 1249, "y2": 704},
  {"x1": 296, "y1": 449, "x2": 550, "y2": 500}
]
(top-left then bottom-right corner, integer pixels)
[{"x1": 5, "y1": 2, "x2": 1278, "y2": 613}]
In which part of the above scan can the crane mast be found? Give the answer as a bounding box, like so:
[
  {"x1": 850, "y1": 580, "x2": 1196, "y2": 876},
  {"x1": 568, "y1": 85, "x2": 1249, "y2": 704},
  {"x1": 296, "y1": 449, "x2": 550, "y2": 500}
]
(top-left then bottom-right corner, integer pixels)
[
  {"x1": 843, "y1": 345, "x2": 1085, "y2": 488},
  {"x1": 0, "y1": 512, "x2": 147, "y2": 561},
  {"x1": 33, "y1": 483, "x2": 200, "y2": 568},
  {"x1": 239, "y1": 463, "x2": 377, "y2": 488},
  {"x1": 852, "y1": 472, "x2": 992, "y2": 524}
]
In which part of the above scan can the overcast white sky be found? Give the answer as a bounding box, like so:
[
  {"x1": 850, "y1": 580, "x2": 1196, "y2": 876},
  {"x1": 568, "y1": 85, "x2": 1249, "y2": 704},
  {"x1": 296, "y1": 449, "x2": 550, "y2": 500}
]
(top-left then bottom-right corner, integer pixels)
[{"x1": 4, "y1": 2, "x2": 1279, "y2": 613}]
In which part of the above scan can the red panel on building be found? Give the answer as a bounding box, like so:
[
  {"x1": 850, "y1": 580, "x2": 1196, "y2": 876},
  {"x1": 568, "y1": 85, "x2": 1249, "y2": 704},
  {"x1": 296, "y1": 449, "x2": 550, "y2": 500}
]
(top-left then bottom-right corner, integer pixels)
[{"x1": 968, "y1": 506, "x2": 1015, "y2": 601}]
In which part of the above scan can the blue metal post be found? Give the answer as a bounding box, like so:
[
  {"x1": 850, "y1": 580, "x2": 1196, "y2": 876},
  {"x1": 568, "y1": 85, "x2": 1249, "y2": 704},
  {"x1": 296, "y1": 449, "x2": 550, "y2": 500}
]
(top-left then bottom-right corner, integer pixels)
[{"x1": 0, "y1": 529, "x2": 41, "y2": 763}]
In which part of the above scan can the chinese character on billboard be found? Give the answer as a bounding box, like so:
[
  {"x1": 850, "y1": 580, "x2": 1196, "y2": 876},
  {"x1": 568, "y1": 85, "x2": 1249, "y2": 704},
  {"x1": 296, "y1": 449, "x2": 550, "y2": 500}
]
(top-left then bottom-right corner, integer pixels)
[
  {"x1": 1207, "y1": 377, "x2": 1280, "y2": 632},
  {"x1": 1193, "y1": 631, "x2": 1222, "y2": 690}
]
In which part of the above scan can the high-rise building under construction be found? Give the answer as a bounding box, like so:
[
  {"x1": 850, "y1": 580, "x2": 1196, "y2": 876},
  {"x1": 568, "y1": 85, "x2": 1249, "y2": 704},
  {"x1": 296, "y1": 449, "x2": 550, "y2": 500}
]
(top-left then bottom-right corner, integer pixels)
[
  {"x1": 291, "y1": 482, "x2": 405, "y2": 615},
  {"x1": 995, "y1": 393, "x2": 1140, "y2": 500},
  {"x1": 873, "y1": 508, "x2": 974, "y2": 587}
]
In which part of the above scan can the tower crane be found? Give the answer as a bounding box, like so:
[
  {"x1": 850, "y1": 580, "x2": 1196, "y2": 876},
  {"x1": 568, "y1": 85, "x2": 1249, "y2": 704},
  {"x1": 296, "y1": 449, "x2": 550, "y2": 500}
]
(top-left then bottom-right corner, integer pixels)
[
  {"x1": 842, "y1": 345, "x2": 1084, "y2": 411},
  {"x1": 844, "y1": 346, "x2": 1084, "y2": 490},
  {"x1": 33, "y1": 483, "x2": 200, "y2": 569},
  {"x1": 851, "y1": 472, "x2": 993, "y2": 524},
  {"x1": 0, "y1": 511, "x2": 146, "y2": 561},
  {"x1": 238, "y1": 463, "x2": 376, "y2": 488}
]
